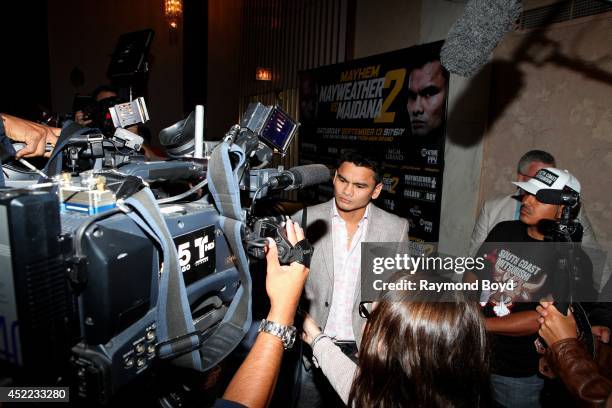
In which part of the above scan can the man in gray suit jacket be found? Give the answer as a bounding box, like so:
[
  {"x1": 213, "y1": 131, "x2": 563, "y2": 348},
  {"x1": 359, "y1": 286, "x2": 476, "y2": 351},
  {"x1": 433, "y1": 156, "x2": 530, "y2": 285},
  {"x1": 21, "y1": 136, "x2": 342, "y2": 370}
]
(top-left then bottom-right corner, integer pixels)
[{"x1": 293, "y1": 151, "x2": 409, "y2": 407}]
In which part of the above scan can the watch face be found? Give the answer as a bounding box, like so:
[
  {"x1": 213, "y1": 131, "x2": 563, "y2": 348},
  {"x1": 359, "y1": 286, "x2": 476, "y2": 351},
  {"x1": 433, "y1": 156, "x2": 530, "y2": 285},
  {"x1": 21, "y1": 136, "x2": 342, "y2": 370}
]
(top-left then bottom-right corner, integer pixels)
[{"x1": 283, "y1": 330, "x2": 296, "y2": 349}]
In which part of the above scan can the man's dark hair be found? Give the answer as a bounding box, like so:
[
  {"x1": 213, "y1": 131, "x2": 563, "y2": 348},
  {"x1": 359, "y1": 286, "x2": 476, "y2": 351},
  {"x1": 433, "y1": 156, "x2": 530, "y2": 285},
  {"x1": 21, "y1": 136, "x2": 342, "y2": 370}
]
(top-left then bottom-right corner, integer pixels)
[
  {"x1": 409, "y1": 43, "x2": 450, "y2": 82},
  {"x1": 91, "y1": 84, "x2": 120, "y2": 101},
  {"x1": 339, "y1": 150, "x2": 382, "y2": 183},
  {"x1": 517, "y1": 150, "x2": 556, "y2": 174}
]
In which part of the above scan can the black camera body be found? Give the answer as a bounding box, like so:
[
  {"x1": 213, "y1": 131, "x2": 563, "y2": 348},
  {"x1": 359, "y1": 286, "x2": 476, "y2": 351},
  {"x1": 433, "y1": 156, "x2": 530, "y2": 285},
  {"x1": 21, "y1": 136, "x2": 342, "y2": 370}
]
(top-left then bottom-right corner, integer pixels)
[
  {"x1": 246, "y1": 215, "x2": 314, "y2": 267},
  {"x1": 247, "y1": 216, "x2": 294, "y2": 261},
  {"x1": 0, "y1": 103, "x2": 312, "y2": 404},
  {"x1": 0, "y1": 188, "x2": 240, "y2": 404}
]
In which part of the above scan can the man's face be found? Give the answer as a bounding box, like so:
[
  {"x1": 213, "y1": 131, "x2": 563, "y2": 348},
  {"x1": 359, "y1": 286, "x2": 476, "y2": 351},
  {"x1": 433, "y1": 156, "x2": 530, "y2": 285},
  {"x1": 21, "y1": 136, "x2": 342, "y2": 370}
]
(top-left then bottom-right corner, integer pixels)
[
  {"x1": 519, "y1": 193, "x2": 561, "y2": 226},
  {"x1": 407, "y1": 61, "x2": 447, "y2": 137},
  {"x1": 333, "y1": 162, "x2": 382, "y2": 213},
  {"x1": 517, "y1": 161, "x2": 549, "y2": 182}
]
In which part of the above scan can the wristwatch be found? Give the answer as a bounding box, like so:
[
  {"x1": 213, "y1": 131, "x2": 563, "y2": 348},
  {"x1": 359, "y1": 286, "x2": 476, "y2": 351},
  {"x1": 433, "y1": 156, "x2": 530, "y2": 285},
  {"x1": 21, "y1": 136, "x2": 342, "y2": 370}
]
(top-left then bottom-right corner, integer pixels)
[{"x1": 258, "y1": 319, "x2": 296, "y2": 350}]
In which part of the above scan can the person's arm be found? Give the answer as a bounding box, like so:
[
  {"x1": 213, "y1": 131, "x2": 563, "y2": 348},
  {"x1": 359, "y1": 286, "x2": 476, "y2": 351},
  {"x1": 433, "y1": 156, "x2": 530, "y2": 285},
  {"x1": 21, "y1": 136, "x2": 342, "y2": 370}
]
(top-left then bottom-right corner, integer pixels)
[
  {"x1": 485, "y1": 311, "x2": 540, "y2": 336},
  {"x1": 1, "y1": 113, "x2": 60, "y2": 158},
  {"x1": 302, "y1": 313, "x2": 356, "y2": 404},
  {"x1": 464, "y1": 270, "x2": 540, "y2": 336},
  {"x1": 549, "y1": 339, "x2": 612, "y2": 407},
  {"x1": 538, "y1": 302, "x2": 612, "y2": 406},
  {"x1": 223, "y1": 221, "x2": 308, "y2": 408},
  {"x1": 463, "y1": 270, "x2": 478, "y2": 284},
  {"x1": 221, "y1": 313, "x2": 287, "y2": 408}
]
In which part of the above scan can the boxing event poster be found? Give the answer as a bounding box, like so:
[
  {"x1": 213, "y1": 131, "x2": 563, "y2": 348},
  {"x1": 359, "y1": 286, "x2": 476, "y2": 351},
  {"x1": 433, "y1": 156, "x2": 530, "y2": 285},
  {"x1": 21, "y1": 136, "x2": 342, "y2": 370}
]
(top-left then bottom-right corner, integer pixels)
[{"x1": 298, "y1": 41, "x2": 447, "y2": 243}]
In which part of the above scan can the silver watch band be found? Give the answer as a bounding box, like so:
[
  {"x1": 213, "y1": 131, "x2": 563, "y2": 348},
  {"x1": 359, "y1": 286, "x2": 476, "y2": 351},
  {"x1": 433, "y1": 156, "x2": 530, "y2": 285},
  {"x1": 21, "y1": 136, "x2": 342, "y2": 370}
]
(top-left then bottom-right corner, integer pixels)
[{"x1": 258, "y1": 319, "x2": 296, "y2": 350}]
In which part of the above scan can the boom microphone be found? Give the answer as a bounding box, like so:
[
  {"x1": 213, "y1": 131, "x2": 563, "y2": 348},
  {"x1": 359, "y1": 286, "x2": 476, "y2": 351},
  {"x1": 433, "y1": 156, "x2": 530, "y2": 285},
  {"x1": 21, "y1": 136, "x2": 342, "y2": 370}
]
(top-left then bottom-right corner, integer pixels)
[
  {"x1": 268, "y1": 164, "x2": 331, "y2": 191},
  {"x1": 440, "y1": 0, "x2": 522, "y2": 77},
  {"x1": 535, "y1": 189, "x2": 579, "y2": 206}
]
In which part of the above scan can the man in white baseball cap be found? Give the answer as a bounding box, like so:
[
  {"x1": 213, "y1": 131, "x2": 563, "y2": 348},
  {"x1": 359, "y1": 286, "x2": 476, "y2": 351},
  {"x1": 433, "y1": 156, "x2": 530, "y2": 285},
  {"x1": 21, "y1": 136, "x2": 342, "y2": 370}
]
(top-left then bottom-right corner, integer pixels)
[
  {"x1": 464, "y1": 167, "x2": 603, "y2": 407},
  {"x1": 512, "y1": 167, "x2": 580, "y2": 235},
  {"x1": 469, "y1": 152, "x2": 600, "y2": 259},
  {"x1": 513, "y1": 167, "x2": 580, "y2": 199}
]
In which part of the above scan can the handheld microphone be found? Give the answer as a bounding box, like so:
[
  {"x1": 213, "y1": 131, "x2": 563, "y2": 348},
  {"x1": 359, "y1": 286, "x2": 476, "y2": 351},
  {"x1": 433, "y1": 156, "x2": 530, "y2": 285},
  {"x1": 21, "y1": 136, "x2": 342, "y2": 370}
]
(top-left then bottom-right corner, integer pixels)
[
  {"x1": 535, "y1": 189, "x2": 579, "y2": 206},
  {"x1": 268, "y1": 164, "x2": 331, "y2": 191},
  {"x1": 440, "y1": 0, "x2": 522, "y2": 77}
]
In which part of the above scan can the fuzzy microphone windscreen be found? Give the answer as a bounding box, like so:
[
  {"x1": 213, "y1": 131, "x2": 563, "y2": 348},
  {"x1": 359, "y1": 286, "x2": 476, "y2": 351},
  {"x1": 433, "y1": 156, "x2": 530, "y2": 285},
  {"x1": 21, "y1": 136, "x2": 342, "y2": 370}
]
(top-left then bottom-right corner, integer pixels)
[{"x1": 440, "y1": 0, "x2": 522, "y2": 77}]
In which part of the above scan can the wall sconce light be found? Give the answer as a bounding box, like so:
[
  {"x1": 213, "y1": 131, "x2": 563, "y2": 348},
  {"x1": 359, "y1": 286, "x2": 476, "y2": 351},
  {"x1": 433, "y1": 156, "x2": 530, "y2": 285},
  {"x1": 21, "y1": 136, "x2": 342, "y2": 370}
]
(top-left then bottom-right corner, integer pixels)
[
  {"x1": 256, "y1": 67, "x2": 272, "y2": 81},
  {"x1": 165, "y1": 0, "x2": 183, "y2": 30}
]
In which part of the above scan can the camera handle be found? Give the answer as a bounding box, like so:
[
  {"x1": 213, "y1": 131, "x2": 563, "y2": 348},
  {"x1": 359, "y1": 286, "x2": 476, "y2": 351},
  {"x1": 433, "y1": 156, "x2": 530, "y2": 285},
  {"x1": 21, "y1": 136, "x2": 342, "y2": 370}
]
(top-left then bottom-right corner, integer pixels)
[
  {"x1": 112, "y1": 139, "x2": 255, "y2": 373},
  {"x1": 552, "y1": 206, "x2": 583, "y2": 311},
  {"x1": 119, "y1": 187, "x2": 204, "y2": 371},
  {"x1": 551, "y1": 215, "x2": 595, "y2": 357}
]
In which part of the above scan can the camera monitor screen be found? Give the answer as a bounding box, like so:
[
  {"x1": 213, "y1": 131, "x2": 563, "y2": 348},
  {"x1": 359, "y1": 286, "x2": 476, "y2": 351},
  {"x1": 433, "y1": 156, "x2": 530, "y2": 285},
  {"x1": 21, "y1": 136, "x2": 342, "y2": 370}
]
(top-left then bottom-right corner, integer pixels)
[
  {"x1": 259, "y1": 106, "x2": 298, "y2": 153},
  {"x1": 107, "y1": 29, "x2": 154, "y2": 79}
]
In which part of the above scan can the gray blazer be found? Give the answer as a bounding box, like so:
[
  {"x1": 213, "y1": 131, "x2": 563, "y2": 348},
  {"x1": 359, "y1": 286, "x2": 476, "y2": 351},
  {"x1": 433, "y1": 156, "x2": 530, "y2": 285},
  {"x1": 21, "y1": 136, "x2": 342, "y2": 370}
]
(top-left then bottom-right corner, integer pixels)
[{"x1": 294, "y1": 199, "x2": 409, "y2": 348}]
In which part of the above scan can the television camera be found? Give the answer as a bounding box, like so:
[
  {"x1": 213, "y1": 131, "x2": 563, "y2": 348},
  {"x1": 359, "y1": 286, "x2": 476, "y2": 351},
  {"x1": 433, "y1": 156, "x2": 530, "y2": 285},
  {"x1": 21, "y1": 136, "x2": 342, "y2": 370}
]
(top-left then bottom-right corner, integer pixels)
[{"x1": 0, "y1": 101, "x2": 328, "y2": 405}]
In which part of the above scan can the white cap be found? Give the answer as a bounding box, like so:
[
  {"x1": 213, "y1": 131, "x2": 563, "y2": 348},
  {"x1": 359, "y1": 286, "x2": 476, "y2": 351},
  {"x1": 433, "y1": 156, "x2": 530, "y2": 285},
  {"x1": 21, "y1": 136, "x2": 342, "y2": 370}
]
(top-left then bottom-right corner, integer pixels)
[{"x1": 512, "y1": 167, "x2": 580, "y2": 196}]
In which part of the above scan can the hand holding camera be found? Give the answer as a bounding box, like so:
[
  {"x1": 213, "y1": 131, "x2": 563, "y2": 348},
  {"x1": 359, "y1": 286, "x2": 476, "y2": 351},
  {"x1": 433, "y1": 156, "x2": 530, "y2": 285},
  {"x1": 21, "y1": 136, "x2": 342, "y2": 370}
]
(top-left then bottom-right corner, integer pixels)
[
  {"x1": 74, "y1": 110, "x2": 93, "y2": 126},
  {"x1": 1, "y1": 113, "x2": 59, "y2": 158},
  {"x1": 265, "y1": 220, "x2": 310, "y2": 326},
  {"x1": 248, "y1": 216, "x2": 313, "y2": 267}
]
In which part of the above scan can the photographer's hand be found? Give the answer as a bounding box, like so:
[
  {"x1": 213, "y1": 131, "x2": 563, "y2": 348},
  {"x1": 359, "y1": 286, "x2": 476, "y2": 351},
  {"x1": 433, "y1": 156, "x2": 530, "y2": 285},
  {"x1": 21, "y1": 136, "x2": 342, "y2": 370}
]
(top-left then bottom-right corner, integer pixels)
[
  {"x1": 74, "y1": 110, "x2": 92, "y2": 126},
  {"x1": 222, "y1": 220, "x2": 309, "y2": 408},
  {"x1": 265, "y1": 220, "x2": 308, "y2": 325},
  {"x1": 537, "y1": 301, "x2": 578, "y2": 346},
  {"x1": 1, "y1": 113, "x2": 59, "y2": 158}
]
